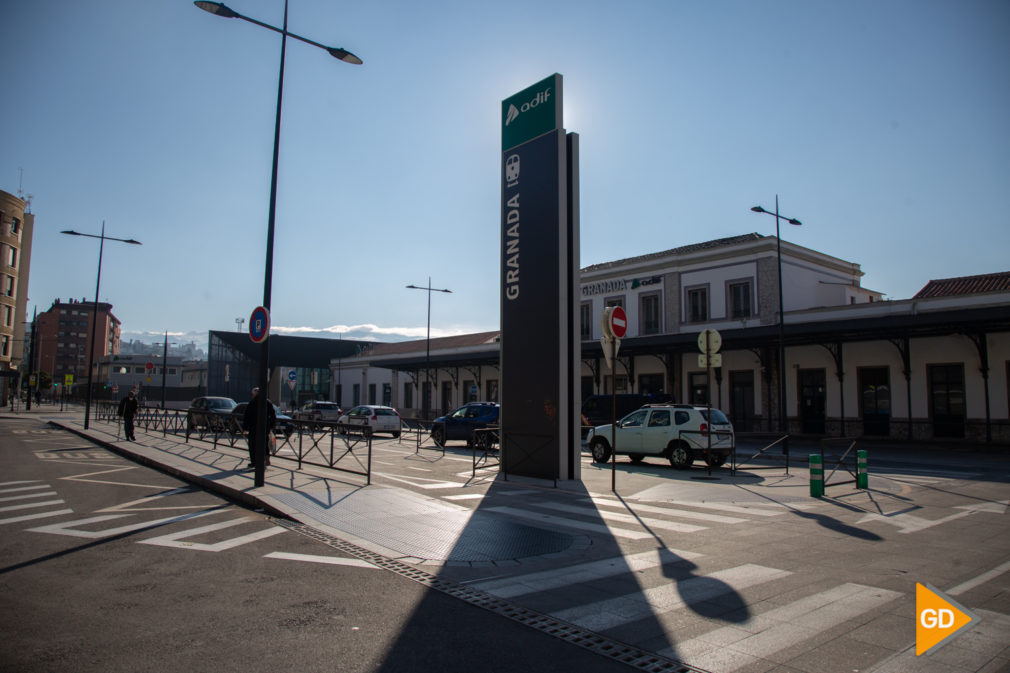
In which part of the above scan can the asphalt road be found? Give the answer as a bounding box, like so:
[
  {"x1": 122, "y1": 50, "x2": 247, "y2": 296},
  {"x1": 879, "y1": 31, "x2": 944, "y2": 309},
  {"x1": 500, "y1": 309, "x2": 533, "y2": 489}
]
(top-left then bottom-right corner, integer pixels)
[{"x1": 0, "y1": 418, "x2": 638, "y2": 673}]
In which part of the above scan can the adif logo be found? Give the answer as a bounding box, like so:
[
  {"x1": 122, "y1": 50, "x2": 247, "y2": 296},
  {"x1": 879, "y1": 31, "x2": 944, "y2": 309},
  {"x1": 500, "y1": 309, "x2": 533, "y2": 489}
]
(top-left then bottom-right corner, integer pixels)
[{"x1": 504, "y1": 87, "x2": 552, "y2": 126}]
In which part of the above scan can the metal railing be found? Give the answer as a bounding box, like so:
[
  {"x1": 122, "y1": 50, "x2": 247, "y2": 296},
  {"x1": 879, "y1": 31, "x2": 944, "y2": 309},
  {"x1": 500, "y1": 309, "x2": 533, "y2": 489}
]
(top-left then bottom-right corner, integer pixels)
[
  {"x1": 732, "y1": 433, "x2": 791, "y2": 476},
  {"x1": 471, "y1": 425, "x2": 500, "y2": 477},
  {"x1": 819, "y1": 437, "x2": 860, "y2": 490},
  {"x1": 400, "y1": 418, "x2": 438, "y2": 455},
  {"x1": 291, "y1": 422, "x2": 372, "y2": 483}
]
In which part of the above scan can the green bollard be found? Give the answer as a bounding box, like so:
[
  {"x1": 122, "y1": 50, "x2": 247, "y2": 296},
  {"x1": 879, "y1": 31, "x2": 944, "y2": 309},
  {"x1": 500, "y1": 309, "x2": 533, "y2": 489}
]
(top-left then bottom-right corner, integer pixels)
[
  {"x1": 857, "y1": 449, "x2": 868, "y2": 489},
  {"x1": 809, "y1": 454, "x2": 824, "y2": 497}
]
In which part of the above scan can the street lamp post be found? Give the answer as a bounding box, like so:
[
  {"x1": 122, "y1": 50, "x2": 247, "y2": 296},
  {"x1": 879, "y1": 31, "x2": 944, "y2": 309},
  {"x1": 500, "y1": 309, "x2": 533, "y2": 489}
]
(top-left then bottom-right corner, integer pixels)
[
  {"x1": 195, "y1": 0, "x2": 361, "y2": 487},
  {"x1": 406, "y1": 278, "x2": 452, "y2": 419},
  {"x1": 156, "y1": 331, "x2": 177, "y2": 409},
  {"x1": 750, "y1": 196, "x2": 801, "y2": 435},
  {"x1": 61, "y1": 223, "x2": 142, "y2": 429}
]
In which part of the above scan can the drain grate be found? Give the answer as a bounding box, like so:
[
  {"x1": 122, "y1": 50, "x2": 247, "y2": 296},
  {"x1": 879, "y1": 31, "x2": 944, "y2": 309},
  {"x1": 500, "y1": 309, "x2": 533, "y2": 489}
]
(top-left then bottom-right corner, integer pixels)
[{"x1": 278, "y1": 519, "x2": 710, "y2": 673}]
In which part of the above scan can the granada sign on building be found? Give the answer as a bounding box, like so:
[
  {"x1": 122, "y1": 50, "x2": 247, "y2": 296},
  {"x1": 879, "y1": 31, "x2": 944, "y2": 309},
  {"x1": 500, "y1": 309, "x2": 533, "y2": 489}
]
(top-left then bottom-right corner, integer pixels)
[{"x1": 500, "y1": 74, "x2": 580, "y2": 482}]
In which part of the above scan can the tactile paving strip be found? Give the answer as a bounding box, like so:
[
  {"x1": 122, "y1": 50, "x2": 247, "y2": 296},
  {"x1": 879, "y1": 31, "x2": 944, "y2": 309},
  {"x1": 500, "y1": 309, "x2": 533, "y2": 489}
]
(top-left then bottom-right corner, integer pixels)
[
  {"x1": 278, "y1": 520, "x2": 708, "y2": 673},
  {"x1": 271, "y1": 487, "x2": 574, "y2": 562}
]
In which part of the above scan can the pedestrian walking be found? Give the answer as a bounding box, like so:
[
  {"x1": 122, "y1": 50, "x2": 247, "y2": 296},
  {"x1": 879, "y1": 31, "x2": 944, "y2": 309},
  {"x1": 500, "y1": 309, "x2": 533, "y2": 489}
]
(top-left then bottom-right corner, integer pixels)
[
  {"x1": 118, "y1": 390, "x2": 139, "y2": 441},
  {"x1": 243, "y1": 388, "x2": 276, "y2": 469}
]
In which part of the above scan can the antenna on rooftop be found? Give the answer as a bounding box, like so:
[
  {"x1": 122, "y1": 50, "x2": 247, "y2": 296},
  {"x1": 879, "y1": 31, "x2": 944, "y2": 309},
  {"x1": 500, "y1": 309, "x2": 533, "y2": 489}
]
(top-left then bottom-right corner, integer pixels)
[{"x1": 236, "y1": 317, "x2": 245, "y2": 332}]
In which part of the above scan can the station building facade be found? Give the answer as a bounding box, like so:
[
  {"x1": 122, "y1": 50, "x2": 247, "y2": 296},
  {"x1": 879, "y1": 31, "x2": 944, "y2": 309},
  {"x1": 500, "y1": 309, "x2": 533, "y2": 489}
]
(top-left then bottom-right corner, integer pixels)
[{"x1": 334, "y1": 234, "x2": 1010, "y2": 443}]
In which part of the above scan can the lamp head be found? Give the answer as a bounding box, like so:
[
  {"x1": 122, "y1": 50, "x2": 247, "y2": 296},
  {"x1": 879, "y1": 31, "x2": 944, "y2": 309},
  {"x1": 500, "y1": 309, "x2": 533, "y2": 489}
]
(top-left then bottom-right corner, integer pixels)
[
  {"x1": 327, "y1": 47, "x2": 363, "y2": 65},
  {"x1": 750, "y1": 206, "x2": 766, "y2": 214},
  {"x1": 194, "y1": 1, "x2": 239, "y2": 18},
  {"x1": 788, "y1": 218, "x2": 802, "y2": 226}
]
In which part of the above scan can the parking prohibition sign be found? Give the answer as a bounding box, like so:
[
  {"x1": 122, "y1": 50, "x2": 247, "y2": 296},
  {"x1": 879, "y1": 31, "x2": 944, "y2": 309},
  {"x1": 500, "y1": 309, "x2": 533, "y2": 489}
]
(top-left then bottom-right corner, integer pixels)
[{"x1": 249, "y1": 306, "x2": 270, "y2": 344}]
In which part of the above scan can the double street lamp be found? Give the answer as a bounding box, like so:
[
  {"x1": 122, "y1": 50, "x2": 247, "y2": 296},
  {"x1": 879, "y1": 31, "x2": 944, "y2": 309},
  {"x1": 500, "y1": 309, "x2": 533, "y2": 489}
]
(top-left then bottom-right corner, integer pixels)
[
  {"x1": 61, "y1": 224, "x2": 142, "y2": 429},
  {"x1": 195, "y1": 0, "x2": 361, "y2": 486},
  {"x1": 750, "y1": 196, "x2": 801, "y2": 435},
  {"x1": 406, "y1": 278, "x2": 452, "y2": 419}
]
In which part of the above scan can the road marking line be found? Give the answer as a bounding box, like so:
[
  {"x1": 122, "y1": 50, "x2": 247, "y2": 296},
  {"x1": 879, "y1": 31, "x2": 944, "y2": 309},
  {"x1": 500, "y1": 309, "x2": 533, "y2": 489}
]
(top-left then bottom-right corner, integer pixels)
[
  {"x1": 139, "y1": 518, "x2": 286, "y2": 551},
  {"x1": 27, "y1": 509, "x2": 226, "y2": 539},
  {"x1": 443, "y1": 494, "x2": 486, "y2": 501},
  {"x1": 0, "y1": 509, "x2": 74, "y2": 525},
  {"x1": 665, "y1": 583, "x2": 901, "y2": 672},
  {"x1": 0, "y1": 485, "x2": 51, "y2": 494},
  {"x1": 0, "y1": 480, "x2": 45, "y2": 486},
  {"x1": 537, "y1": 502, "x2": 707, "y2": 533},
  {"x1": 856, "y1": 509, "x2": 975, "y2": 534},
  {"x1": 0, "y1": 499, "x2": 65, "y2": 513},
  {"x1": 373, "y1": 471, "x2": 463, "y2": 490},
  {"x1": 485, "y1": 506, "x2": 653, "y2": 540},
  {"x1": 264, "y1": 551, "x2": 378, "y2": 568},
  {"x1": 470, "y1": 548, "x2": 704, "y2": 598},
  {"x1": 948, "y1": 559, "x2": 1010, "y2": 596},
  {"x1": 553, "y1": 564, "x2": 792, "y2": 632},
  {"x1": 0, "y1": 491, "x2": 58, "y2": 503}
]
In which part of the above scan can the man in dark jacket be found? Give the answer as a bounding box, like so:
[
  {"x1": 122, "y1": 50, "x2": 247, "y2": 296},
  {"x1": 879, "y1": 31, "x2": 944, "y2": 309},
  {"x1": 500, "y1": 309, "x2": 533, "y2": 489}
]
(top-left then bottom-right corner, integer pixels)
[
  {"x1": 118, "y1": 390, "x2": 139, "y2": 441},
  {"x1": 243, "y1": 388, "x2": 276, "y2": 469}
]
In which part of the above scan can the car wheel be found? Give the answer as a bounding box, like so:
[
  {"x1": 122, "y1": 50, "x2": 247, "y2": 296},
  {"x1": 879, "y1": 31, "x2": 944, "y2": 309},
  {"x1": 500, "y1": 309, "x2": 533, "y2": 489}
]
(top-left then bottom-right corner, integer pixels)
[
  {"x1": 590, "y1": 438, "x2": 611, "y2": 464},
  {"x1": 668, "y1": 442, "x2": 694, "y2": 470},
  {"x1": 628, "y1": 453, "x2": 645, "y2": 465},
  {"x1": 432, "y1": 426, "x2": 445, "y2": 447},
  {"x1": 704, "y1": 452, "x2": 727, "y2": 468},
  {"x1": 391, "y1": 431, "x2": 401, "y2": 438}
]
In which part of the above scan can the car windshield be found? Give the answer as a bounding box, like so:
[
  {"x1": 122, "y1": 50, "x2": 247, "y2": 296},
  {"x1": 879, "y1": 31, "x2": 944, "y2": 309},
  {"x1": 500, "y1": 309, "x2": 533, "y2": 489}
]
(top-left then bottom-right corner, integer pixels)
[{"x1": 207, "y1": 399, "x2": 236, "y2": 410}]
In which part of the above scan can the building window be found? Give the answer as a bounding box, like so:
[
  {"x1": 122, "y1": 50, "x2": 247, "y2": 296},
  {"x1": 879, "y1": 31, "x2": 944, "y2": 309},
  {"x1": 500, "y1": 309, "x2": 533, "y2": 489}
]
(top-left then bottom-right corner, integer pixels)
[
  {"x1": 404, "y1": 382, "x2": 413, "y2": 410},
  {"x1": 6, "y1": 246, "x2": 16, "y2": 268},
  {"x1": 686, "y1": 286, "x2": 708, "y2": 323},
  {"x1": 2, "y1": 305, "x2": 10, "y2": 327},
  {"x1": 382, "y1": 383, "x2": 392, "y2": 406},
  {"x1": 640, "y1": 293, "x2": 661, "y2": 335},
  {"x1": 728, "y1": 281, "x2": 752, "y2": 319},
  {"x1": 11, "y1": 217, "x2": 20, "y2": 235},
  {"x1": 580, "y1": 302, "x2": 592, "y2": 340},
  {"x1": 3, "y1": 275, "x2": 13, "y2": 297},
  {"x1": 486, "y1": 379, "x2": 498, "y2": 403},
  {"x1": 689, "y1": 372, "x2": 709, "y2": 404},
  {"x1": 0, "y1": 335, "x2": 9, "y2": 357}
]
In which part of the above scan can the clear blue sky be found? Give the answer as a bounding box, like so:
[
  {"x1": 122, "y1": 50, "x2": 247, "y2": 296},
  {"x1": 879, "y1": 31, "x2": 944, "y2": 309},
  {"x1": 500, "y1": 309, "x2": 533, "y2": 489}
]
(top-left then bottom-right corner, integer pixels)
[{"x1": 3, "y1": 0, "x2": 1008, "y2": 351}]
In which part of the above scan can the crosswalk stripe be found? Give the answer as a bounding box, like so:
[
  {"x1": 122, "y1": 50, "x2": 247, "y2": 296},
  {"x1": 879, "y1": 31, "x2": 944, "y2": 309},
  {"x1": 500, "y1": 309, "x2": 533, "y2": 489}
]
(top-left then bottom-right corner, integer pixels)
[
  {"x1": 27, "y1": 509, "x2": 225, "y2": 539},
  {"x1": 585, "y1": 495, "x2": 748, "y2": 524},
  {"x1": 553, "y1": 563, "x2": 792, "y2": 632},
  {"x1": 470, "y1": 548, "x2": 705, "y2": 598},
  {"x1": 484, "y1": 506, "x2": 653, "y2": 540},
  {"x1": 665, "y1": 583, "x2": 902, "y2": 672},
  {"x1": 536, "y1": 502, "x2": 707, "y2": 533},
  {"x1": 654, "y1": 499, "x2": 789, "y2": 517}
]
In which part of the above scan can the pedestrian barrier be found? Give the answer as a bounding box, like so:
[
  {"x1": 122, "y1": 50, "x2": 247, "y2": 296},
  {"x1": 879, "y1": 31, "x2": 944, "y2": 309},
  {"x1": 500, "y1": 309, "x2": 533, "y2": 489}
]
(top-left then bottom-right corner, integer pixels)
[
  {"x1": 810, "y1": 438, "x2": 867, "y2": 496},
  {"x1": 471, "y1": 425, "x2": 500, "y2": 477},
  {"x1": 293, "y1": 422, "x2": 372, "y2": 484},
  {"x1": 400, "y1": 418, "x2": 439, "y2": 455},
  {"x1": 732, "y1": 433, "x2": 791, "y2": 476}
]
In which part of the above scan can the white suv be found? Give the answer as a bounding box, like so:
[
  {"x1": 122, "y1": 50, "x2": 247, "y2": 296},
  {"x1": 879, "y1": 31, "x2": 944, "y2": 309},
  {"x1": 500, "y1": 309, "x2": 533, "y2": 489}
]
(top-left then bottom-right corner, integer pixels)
[{"x1": 586, "y1": 404, "x2": 734, "y2": 469}]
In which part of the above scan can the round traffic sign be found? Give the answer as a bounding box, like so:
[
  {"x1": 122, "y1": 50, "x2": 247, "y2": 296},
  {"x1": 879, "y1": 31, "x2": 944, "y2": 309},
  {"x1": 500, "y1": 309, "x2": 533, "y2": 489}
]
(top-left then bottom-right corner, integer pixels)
[
  {"x1": 145, "y1": 361, "x2": 154, "y2": 371},
  {"x1": 698, "y1": 328, "x2": 722, "y2": 354},
  {"x1": 610, "y1": 306, "x2": 628, "y2": 339},
  {"x1": 249, "y1": 306, "x2": 270, "y2": 344},
  {"x1": 287, "y1": 369, "x2": 297, "y2": 382}
]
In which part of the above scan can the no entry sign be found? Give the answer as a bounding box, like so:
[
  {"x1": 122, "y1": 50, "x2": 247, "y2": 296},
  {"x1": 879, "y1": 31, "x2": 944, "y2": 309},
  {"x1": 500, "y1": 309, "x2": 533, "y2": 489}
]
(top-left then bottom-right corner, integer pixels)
[{"x1": 609, "y1": 306, "x2": 628, "y2": 339}]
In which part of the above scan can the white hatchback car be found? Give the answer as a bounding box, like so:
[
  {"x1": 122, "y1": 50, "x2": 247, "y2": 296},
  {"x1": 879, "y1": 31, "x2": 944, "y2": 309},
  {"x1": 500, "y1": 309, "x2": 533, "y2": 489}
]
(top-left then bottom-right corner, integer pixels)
[
  {"x1": 338, "y1": 405, "x2": 402, "y2": 438},
  {"x1": 586, "y1": 404, "x2": 734, "y2": 469}
]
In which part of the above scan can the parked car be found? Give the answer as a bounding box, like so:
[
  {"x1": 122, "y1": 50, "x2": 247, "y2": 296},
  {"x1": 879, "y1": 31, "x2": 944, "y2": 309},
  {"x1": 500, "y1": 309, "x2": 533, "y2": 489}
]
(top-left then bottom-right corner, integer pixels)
[
  {"x1": 293, "y1": 400, "x2": 342, "y2": 424},
  {"x1": 338, "y1": 405, "x2": 402, "y2": 437},
  {"x1": 186, "y1": 396, "x2": 237, "y2": 430},
  {"x1": 431, "y1": 402, "x2": 500, "y2": 448},
  {"x1": 231, "y1": 401, "x2": 294, "y2": 437},
  {"x1": 586, "y1": 404, "x2": 735, "y2": 469}
]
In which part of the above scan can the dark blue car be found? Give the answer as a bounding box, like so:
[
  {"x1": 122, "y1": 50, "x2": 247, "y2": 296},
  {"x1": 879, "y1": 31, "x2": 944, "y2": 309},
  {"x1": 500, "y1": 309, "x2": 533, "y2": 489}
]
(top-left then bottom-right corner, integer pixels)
[{"x1": 431, "y1": 402, "x2": 499, "y2": 447}]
